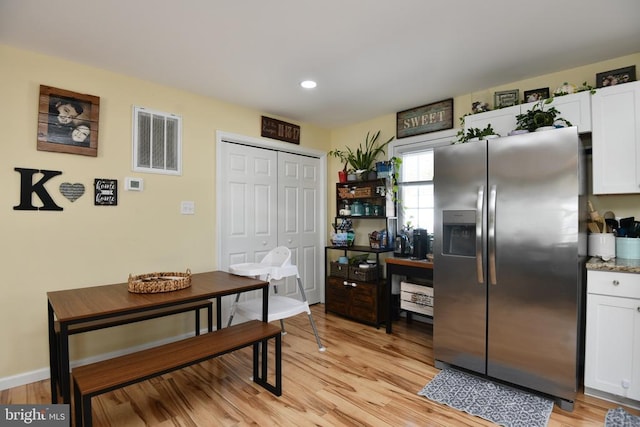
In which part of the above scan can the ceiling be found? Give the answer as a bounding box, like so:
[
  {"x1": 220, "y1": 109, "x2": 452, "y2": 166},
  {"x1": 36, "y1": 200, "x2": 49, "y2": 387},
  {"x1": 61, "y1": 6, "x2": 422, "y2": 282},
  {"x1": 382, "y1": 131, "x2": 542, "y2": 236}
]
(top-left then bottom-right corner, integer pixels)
[{"x1": 1, "y1": 0, "x2": 639, "y2": 129}]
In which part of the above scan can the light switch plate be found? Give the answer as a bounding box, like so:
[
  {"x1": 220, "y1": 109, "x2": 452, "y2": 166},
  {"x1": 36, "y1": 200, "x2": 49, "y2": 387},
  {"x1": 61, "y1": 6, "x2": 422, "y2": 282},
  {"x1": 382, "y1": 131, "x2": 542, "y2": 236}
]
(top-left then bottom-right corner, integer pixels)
[{"x1": 181, "y1": 201, "x2": 195, "y2": 215}]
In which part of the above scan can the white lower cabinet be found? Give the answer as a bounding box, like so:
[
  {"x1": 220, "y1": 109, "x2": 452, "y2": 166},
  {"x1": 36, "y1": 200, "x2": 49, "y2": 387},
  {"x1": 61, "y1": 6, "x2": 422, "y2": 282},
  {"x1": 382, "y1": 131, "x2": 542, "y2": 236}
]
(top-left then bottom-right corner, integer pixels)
[{"x1": 585, "y1": 270, "x2": 640, "y2": 403}]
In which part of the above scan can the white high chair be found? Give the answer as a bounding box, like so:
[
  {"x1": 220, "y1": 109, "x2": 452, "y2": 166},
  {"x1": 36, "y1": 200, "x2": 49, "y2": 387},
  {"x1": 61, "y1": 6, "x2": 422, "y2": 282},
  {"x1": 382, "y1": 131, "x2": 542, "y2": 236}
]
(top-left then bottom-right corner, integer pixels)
[{"x1": 227, "y1": 246, "x2": 326, "y2": 351}]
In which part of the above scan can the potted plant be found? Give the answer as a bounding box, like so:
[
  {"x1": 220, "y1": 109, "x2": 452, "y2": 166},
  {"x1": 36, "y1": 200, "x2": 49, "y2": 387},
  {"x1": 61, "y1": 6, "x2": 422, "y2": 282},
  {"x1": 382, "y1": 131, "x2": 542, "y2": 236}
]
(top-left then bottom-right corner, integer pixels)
[
  {"x1": 328, "y1": 130, "x2": 394, "y2": 182},
  {"x1": 456, "y1": 124, "x2": 500, "y2": 144},
  {"x1": 347, "y1": 130, "x2": 395, "y2": 179},
  {"x1": 327, "y1": 148, "x2": 351, "y2": 182},
  {"x1": 515, "y1": 99, "x2": 572, "y2": 133}
]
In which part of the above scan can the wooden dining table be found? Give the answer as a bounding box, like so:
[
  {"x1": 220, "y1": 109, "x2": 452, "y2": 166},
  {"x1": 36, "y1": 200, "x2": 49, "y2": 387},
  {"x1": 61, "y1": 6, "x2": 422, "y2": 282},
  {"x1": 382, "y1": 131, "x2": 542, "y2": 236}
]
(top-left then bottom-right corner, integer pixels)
[{"x1": 47, "y1": 270, "x2": 269, "y2": 404}]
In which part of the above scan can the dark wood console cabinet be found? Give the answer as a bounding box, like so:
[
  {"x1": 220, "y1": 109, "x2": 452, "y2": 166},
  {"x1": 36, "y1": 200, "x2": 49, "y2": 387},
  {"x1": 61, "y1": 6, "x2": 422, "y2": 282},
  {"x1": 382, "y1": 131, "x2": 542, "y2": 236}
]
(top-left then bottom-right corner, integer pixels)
[{"x1": 325, "y1": 245, "x2": 393, "y2": 327}]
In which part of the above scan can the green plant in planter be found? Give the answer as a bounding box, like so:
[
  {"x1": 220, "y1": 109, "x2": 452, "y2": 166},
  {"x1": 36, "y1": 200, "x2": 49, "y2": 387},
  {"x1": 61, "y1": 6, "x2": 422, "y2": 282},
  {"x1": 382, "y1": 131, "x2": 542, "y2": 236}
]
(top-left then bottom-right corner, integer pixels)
[
  {"x1": 346, "y1": 130, "x2": 394, "y2": 173},
  {"x1": 327, "y1": 148, "x2": 350, "y2": 172},
  {"x1": 456, "y1": 124, "x2": 500, "y2": 143},
  {"x1": 515, "y1": 99, "x2": 572, "y2": 132},
  {"x1": 386, "y1": 156, "x2": 402, "y2": 203}
]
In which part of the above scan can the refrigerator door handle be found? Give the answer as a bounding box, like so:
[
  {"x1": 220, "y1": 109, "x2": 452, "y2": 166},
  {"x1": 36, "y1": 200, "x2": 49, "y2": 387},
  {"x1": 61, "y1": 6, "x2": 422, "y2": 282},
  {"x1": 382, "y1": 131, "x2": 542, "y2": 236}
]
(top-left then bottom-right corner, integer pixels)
[
  {"x1": 476, "y1": 186, "x2": 484, "y2": 284},
  {"x1": 488, "y1": 184, "x2": 497, "y2": 285}
]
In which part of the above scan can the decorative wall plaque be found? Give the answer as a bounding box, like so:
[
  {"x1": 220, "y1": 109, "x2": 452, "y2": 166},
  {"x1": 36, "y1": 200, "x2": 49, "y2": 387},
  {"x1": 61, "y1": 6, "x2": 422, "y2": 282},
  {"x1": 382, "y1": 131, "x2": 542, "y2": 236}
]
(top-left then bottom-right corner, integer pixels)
[
  {"x1": 94, "y1": 178, "x2": 117, "y2": 206},
  {"x1": 261, "y1": 116, "x2": 300, "y2": 144},
  {"x1": 37, "y1": 85, "x2": 100, "y2": 157},
  {"x1": 396, "y1": 99, "x2": 454, "y2": 138},
  {"x1": 59, "y1": 182, "x2": 85, "y2": 202}
]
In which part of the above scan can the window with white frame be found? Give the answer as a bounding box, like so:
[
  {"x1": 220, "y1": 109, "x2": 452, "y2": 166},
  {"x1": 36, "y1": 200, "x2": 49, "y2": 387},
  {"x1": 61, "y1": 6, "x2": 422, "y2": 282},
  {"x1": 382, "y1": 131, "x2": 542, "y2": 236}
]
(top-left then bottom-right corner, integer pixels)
[
  {"x1": 397, "y1": 149, "x2": 434, "y2": 233},
  {"x1": 393, "y1": 131, "x2": 456, "y2": 235},
  {"x1": 133, "y1": 106, "x2": 182, "y2": 175}
]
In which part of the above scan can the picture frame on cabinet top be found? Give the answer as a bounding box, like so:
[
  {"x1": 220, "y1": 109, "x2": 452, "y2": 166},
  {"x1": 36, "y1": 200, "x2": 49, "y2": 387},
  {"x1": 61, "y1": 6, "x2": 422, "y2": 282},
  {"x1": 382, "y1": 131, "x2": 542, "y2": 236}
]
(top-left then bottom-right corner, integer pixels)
[
  {"x1": 596, "y1": 65, "x2": 636, "y2": 88},
  {"x1": 523, "y1": 87, "x2": 550, "y2": 103},
  {"x1": 494, "y1": 89, "x2": 519, "y2": 108}
]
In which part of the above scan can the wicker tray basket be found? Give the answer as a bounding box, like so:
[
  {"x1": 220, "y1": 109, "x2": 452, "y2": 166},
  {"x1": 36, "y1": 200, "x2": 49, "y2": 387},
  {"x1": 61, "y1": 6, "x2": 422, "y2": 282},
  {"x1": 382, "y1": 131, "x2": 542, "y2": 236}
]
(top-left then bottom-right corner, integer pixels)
[
  {"x1": 128, "y1": 269, "x2": 192, "y2": 293},
  {"x1": 338, "y1": 187, "x2": 354, "y2": 199},
  {"x1": 354, "y1": 187, "x2": 372, "y2": 197}
]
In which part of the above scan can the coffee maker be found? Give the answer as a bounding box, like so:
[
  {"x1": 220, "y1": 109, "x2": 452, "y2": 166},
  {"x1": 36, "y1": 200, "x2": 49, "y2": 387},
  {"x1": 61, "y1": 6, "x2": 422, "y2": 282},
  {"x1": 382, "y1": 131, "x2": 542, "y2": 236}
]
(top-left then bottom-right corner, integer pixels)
[
  {"x1": 394, "y1": 233, "x2": 412, "y2": 257},
  {"x1": 412, "y1": 228, "x2": 430, "y2": 259}
]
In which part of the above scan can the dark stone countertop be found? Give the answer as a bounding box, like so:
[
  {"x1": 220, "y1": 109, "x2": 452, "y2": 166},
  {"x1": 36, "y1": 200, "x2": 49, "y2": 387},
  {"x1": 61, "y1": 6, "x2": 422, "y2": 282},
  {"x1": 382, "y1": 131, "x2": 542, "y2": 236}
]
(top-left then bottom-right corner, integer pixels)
[{"x1": 586, "y1": 257, "x2": 640, "y2": 273}]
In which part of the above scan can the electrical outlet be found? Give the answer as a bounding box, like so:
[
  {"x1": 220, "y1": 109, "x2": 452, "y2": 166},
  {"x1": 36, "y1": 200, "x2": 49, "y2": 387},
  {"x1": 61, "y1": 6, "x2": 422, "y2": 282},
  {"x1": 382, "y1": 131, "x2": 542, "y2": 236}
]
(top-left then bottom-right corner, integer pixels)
[{"x1": 180, "y1": 201, "x2": 195, "y2": 215}]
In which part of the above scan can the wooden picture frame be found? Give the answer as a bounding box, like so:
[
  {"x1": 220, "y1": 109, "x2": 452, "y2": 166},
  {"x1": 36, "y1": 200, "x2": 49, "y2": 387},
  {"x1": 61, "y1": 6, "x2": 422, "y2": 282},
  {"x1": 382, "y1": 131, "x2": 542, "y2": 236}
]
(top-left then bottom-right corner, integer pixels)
[
  {"x1": 494, "y1": 90, "x2": 519, "y2": 108},
  {"x1": 596, "y1": 65, "x2": 636, "y2": 88},
  {"x1": 37, "y1": 85, "x2": 100, "y2": 157},
  {"x1": 396, "y1": 98, "x2": 454, "y2": 138},
  {"x1": 523, "y1": 87, "x2": 550, "y2": 103}
]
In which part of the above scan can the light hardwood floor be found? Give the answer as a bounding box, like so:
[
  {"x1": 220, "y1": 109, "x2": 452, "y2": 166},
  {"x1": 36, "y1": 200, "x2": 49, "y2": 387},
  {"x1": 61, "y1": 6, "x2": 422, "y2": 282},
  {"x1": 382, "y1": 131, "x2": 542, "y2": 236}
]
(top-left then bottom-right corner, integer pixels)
[{"x1": 1, "y1": 304, "x2": 638, "y2": 426}]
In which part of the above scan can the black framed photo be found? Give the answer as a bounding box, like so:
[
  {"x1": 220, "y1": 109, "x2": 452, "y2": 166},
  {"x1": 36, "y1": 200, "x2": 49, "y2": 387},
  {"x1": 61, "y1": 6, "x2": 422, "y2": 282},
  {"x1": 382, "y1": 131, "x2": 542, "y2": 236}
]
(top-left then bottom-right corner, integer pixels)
[
  {"x1": 523, "y1": 87, "x2": 550, "y2": 103},
  {"x1": 37, "y1": 85, "x2": 100, "y2": 157},
  {"x1": 596, "y1": 65, "x2": 636, "y2": 88},
  {"x1": 494, "y1": 90, "x2": 519, "y2": 108}
]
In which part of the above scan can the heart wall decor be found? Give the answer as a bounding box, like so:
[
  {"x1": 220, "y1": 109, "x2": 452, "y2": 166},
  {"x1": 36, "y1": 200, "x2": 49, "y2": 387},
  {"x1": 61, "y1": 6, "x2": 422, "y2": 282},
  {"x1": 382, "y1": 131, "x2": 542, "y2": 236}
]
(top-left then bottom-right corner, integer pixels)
[{"x1": 59, "y1": 182, "x2": 85, "y2": 202}]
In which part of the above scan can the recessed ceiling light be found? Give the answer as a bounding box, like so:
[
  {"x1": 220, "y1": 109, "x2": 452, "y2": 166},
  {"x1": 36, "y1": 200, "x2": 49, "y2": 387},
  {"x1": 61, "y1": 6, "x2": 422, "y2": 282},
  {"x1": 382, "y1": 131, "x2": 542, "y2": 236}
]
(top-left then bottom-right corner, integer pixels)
[{"x1": 300, "y1": 80, "x2": 317, "y2": 89}]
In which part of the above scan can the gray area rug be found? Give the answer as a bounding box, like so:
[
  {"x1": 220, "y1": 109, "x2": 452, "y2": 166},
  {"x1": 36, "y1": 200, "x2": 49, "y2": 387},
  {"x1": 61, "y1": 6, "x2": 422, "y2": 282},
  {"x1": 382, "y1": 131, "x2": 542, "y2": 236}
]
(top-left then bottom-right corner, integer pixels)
[
  {"x1": 418, "y1": 368, "x2": 553, "y2": 427},
  {"x1": 605, "y1": 407, "x2": 640, "y2": 427}
]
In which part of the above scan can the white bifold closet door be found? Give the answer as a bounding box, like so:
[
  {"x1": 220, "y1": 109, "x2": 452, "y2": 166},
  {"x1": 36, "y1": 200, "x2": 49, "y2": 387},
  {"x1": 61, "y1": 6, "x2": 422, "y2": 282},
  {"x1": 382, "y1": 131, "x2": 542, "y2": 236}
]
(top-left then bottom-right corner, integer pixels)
[{"x1": 219, "y1": 142, "x2": 322, "y2": 304}]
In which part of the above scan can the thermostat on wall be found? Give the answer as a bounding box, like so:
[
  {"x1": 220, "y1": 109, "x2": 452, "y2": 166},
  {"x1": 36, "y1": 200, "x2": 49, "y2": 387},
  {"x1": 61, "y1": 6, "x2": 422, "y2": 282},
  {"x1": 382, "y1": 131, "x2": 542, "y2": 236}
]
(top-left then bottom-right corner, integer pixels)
[{"x1": 125, "y1": 177, "x2": 144, "y2": 191}]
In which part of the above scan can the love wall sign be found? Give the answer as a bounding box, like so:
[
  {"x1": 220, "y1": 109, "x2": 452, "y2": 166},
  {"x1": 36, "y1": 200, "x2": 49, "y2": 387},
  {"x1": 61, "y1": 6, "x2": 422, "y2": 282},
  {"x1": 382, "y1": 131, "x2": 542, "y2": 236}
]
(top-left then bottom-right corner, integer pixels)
[{"x1": 59, "y1": 182, "x2": 85, "y2": 202}]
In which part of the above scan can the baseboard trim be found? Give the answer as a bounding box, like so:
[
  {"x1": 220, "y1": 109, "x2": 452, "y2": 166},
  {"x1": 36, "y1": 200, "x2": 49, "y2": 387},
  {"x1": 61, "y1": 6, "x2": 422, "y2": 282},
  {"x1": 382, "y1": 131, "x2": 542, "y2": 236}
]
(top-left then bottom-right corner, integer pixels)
[
  {"x1": 584, "y1": 386, "x2": 640, "y2": 410},
  {"x1": 0, "y1": 328, "x2": 210, "y2": 391}
]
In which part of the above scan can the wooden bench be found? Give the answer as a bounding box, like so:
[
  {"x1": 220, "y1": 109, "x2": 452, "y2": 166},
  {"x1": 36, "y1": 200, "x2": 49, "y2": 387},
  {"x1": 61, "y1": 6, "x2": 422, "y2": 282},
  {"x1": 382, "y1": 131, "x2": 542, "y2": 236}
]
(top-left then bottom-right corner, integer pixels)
[
  {"x1": 72, "y1": 320, "x2": 282, "y2": 427},
  {"x1": 51, "y1": 300, "x2": 213, "y2": 403}
]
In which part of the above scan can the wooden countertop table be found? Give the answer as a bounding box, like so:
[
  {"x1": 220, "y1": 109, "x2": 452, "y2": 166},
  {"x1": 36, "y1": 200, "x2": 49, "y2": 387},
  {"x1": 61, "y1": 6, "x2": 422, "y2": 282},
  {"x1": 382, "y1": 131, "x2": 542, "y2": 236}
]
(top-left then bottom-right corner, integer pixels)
[
  {"x1": 385, "y1": 257, "x2": 434, "y2": 334},
  {"x1": 47, "y1": 271, "x2": 269, "y2": 404}
]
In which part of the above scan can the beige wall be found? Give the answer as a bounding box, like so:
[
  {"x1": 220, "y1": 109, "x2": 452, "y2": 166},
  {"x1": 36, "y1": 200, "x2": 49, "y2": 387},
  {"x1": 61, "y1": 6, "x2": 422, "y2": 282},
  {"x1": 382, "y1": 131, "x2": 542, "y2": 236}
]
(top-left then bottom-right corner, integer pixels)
[
  {"x1": 327, "y1": 52, "x2": 640, "y2": 226},
  {"x1": 1, "y1": 43, "x2": 639, "y2": 384},
  {"x1": 0, "y1": 45, "x2": 330, "y2": 380}
]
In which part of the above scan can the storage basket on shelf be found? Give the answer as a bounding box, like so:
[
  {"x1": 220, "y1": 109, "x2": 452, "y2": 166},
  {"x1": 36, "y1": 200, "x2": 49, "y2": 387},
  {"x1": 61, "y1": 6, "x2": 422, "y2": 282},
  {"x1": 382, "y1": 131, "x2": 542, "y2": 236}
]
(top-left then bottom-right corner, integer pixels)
[
  {"x1": 127, "y1": 269, "x2": 192, "y2": 293},
  {"x1": 354, "y1": 187, "x2": 372, "y2": 197},
  {"x1": 331, "y1": 231, "x2": 355, "y2": 247},
  {"x1": 348, "y1": 265, "x2": 380, "y2": 282},
  {"x1": 368, "y1": 230, "x2": 389, "y2": 249},
  {"x1": 338, "y1": 187, "x2": 354, "y2": 199},
  {"x1": 329, "y1": 262, "x2": 349, "y2": 278}
]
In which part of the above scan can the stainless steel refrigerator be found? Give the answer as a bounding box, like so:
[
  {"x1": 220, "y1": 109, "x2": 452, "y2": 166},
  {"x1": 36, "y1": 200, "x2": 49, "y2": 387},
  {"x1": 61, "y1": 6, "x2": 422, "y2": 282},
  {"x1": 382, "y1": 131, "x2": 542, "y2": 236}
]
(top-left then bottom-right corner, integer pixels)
[{"x1": 433, "y1": 127, "x2": 586, "y2": 411}]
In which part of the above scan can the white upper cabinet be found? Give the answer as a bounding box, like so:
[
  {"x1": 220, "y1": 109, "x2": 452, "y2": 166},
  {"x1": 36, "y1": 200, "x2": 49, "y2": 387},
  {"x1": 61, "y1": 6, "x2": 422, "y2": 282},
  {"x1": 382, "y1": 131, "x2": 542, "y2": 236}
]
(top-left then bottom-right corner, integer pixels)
[
  {"x1": 521, "y1": 91, "x2": 592, "y2": 133},
  {"x1": 592, "y1": 81, "x2": 640, "y2": 194},
  {"x1": 463, "y1": 104, "x2": 519, "y2": 138},
  {"x1": 464, "y1": 91, "x2": 592, "y2": 138}
]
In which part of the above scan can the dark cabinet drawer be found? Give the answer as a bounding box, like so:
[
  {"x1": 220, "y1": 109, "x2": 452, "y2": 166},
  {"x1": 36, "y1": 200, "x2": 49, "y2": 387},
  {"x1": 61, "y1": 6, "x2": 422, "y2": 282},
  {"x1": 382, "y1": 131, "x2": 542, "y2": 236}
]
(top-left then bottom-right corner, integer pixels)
[
  {"x1": 350, "y1": 281, "x2": 376, "y2": 307},
  {"x1": 326, "y1": 277, "x2": 350, "y2": 314},
  {"x1": 326, "y1": 276, "x2": 384, "y2": 325}
]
